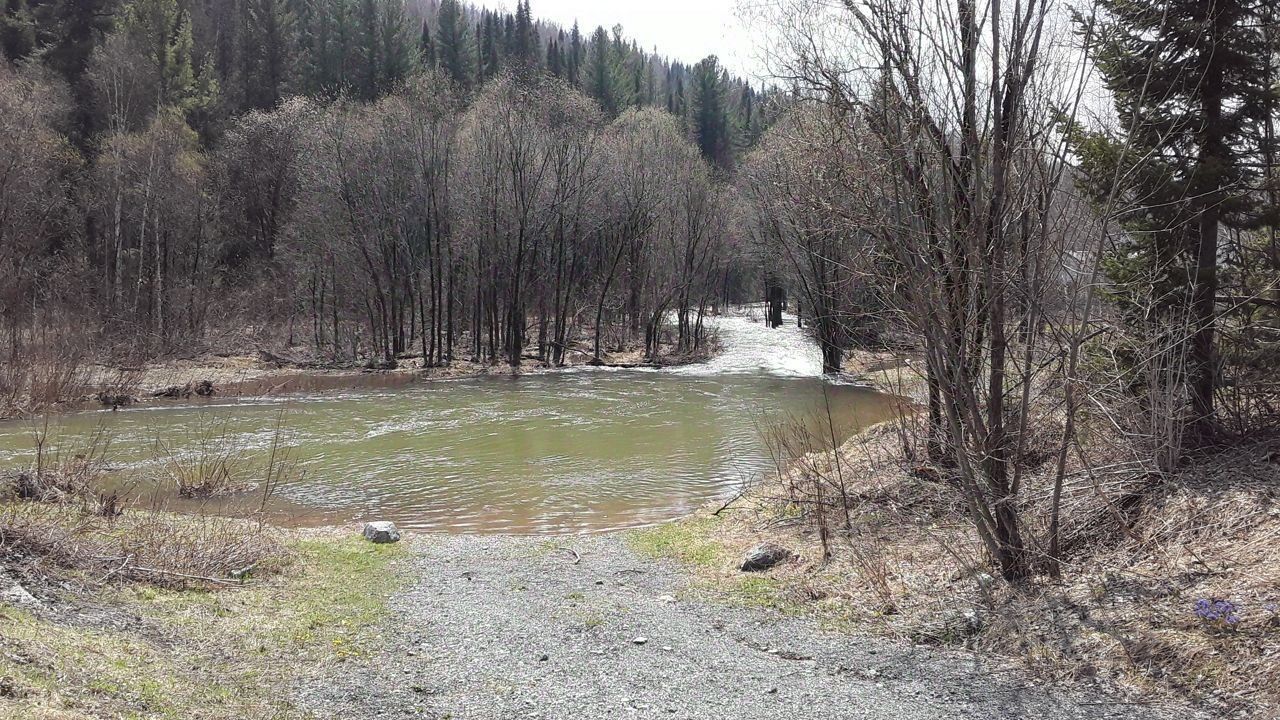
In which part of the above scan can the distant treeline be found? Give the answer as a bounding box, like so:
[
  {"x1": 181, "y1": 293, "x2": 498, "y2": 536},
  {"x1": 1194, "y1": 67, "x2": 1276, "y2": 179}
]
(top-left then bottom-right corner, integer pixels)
[{"x1": 0, "y1": 0, "x2": 773, "y2": 365}]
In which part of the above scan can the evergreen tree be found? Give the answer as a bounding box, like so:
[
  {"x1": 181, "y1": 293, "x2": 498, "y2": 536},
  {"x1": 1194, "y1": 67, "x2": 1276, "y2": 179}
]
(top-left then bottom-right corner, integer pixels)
[
  {"x1": 629, "y1": 50, "x2": 645, "y2": 109},
  {"x1": 584, "y1": 24, "x2": 632, "y2": 116},
  {"x1": 666, "y1": 68, "x2": 683, "y2": 116},
  {"x1": 434, "y1": 0, "x2": 471, "y2": 89},
  {"x1": 501, "y1": 12, "x2": 514, "y2": 58},
  {"x1": 566, "y1": 20, "x2": 581, "y2": 85},
  {"x1": 31, "y1": 0, "x2": 117, "y2": 83},
  {"x1": 299, "y1": 0, "x2": 355, "y2": 95},
  {"x1": 585, "y1": 25, "x2": 611, "y2": 113},
  {"x1": 418, "y1": 18, "x2": 434, "y2": 68},
  {"x1": 608, "y1": 26, "x2": 633, "y2": 108},
  {"x1": 478, "y1": 10, "x2": 499, "y2": 81},
  {"x1": 688, "y1": 55, "x2": 731, "y2": 170},
  {"x1": 1074, "y1": 0, "x2": 1276, "y2": 441},
  {"x1": 241, "y1": 0, "x2": 296, "y2": 110},
  {"x1": 355, "y1": 0, "x2": 382, "y2": 98},
  {"x1": 545, "y1": 36, "x2": 561, "y2": 77},
  {"x1": 511, "y1": 0, "x2": 537, "y2": 70},
  {"x1": 124, "y1": 0, "x2": 200, "y2": 111},
  {"x1": 376, "y1": 0, "x2": 411, "y2": 93}
]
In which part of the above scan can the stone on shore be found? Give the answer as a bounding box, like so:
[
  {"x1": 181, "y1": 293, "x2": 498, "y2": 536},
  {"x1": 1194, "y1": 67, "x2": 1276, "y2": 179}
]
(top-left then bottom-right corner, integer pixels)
[
  {"x1": 0, "y1": 574, "x2": 40, "y2": 609},
  {"x1": 362, "y1": 521, "x2": 401, "y2": 544},
  {"x1": 740, "y1": 543, "x2": 793, "y2": 572}
]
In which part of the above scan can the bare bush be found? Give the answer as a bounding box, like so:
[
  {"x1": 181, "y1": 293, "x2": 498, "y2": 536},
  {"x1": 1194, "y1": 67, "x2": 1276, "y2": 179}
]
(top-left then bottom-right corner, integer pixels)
[
  {"x1": 0, "y1": 500, "x2": 286, "y2": 588},
  {"x1": 3, "y1": 418, "x2": 113, "y2": 504},
  {"x1": 154, "y1": 415, "x2": 255, "y2": 499}
]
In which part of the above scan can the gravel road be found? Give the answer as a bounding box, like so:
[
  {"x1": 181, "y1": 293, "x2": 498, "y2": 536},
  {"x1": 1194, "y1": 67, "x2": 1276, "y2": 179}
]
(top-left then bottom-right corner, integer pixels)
[{"x1": 298, "y1": 533, "x2": 1192, "y2": 720}]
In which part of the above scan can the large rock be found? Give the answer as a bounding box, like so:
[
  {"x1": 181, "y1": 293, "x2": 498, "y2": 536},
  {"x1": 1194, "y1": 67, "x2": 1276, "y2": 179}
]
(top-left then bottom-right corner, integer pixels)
[
  {"x1": 0, "y1": 572, "x2": 40, "y2": 609},
  {"x1": 740, "y1": 543, "x2": 794, "y2": 572},
  {"x1": 907, "y1": 608, "x2": 983, "y2": 646},
  {"x1": 362, "y1": 521, "x2": 401, "y2": 544}
]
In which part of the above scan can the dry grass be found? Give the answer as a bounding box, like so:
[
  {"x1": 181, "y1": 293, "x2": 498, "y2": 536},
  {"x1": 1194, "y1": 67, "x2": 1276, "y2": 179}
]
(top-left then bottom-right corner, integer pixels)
[
  {"x1": 676, "y1": 416, "x2": 1280, "y2": 718},
  {"x1": 0, "y1": 351, "x2": 91, "y2": 420},
  {"x1": 4, "y1": 419, "x2": 117, "y2": 511},
  {"x1": 0, "y1": 528, "x2": 406, "y2": 719},
  {"x1": 1, "y1": 410, "x2": 306, "y2": 589},
  {"x1": 0, "y1": 501, "x2": 286, "y2": 589}
]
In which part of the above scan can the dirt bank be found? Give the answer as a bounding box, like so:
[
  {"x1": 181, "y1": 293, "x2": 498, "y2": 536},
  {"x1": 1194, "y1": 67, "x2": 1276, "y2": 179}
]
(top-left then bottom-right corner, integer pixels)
[{"x1": 690, "y1": 419, "x2": 1280, "y2": 719}]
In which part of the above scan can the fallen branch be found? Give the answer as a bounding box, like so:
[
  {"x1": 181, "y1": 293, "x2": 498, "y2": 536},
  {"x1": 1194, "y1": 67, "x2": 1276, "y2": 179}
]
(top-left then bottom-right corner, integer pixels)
[
  {"x1": 556, "y1": 546, "x2": 581, "y2": 565},
  {"x1": 713, "y1": 490, "x2": 746, "y2": 516},
  {"x1": 126, "y1": 565, "x2": 241, "y2": 586}
]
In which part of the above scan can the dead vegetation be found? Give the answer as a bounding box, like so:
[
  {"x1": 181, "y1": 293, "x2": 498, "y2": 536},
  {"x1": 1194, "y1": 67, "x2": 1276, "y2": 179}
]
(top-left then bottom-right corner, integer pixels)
[
  {"x1": 0, "y1": 501, "x2": 286, "y2": 590},
  {"x1": 710, "y1": 407, "x2": 1280, "y2": 717},
  {"x1": 0, "y1": 411, "x2": 303, "y2": 591}
]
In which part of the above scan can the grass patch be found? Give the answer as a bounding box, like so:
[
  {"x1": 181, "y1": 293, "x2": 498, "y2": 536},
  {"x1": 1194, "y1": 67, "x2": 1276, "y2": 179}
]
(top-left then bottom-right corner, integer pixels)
[
  {"x1": 626, "y1": 517, "x2": 728, "y2": 569},
  {"x1": 0, "y1": 532, "x2": 406, "y2": 719},
  {"x1": 626, "y1": 516, "x2": 825, "y2": 617},
  {"x1": 727, "y1": 575, "x2": 788, "y2": 609}
]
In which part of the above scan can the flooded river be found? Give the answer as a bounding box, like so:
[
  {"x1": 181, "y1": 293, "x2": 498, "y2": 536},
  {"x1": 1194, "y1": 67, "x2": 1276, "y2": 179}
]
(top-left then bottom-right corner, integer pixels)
[{"x1": 0, "y1": 312, "x2": 899, "y2": 533}]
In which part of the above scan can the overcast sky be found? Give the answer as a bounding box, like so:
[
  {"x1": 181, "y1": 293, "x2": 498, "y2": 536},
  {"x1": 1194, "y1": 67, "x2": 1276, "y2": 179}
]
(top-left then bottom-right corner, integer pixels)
[{"x1": 474, "y1": 0, "x2": 763, "y2": 79}]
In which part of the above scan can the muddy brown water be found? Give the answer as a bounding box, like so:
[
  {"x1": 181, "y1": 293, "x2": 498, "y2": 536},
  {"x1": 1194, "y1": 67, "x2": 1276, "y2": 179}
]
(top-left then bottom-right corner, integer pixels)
[{"x1": 0, "y1": 314, "x2": 900, "y2": 534}]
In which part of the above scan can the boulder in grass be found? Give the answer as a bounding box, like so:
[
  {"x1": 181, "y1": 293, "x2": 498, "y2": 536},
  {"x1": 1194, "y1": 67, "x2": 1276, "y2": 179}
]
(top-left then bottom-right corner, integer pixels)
[
  {"x1": 740, "y1": 543, "x2": 794, "y2": 572},
  {"x1": 0, "y1": 572, "x2": 40, "y2": 609},
  {"x1": 362, "y1": 521, "x2": 401, "y2": 544}
]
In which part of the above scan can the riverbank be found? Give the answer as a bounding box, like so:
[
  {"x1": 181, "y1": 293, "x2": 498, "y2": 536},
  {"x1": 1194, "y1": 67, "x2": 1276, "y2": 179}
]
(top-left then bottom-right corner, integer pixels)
[
  {"x1": 671, "y1": 419, "x2": 1280, "y2": 718},
  {"x1": 295, "y1": 530, "x2": 1191, "y2": 719},
  {"x1": 2, "y1": 331, "x2": 721, "y2": 422},
  {"x1": 0, "y1": 491, "x2": 1204, "y2": 719},
  {"x1": 0, "y1": 503, "x2": 407, "y2": 719}
]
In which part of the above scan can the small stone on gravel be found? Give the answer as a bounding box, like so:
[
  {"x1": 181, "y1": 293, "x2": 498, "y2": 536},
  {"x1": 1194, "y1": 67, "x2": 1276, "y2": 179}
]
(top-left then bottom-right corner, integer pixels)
[{"x1": 632, "y1": 637, "x2": 647, "y2": 645}]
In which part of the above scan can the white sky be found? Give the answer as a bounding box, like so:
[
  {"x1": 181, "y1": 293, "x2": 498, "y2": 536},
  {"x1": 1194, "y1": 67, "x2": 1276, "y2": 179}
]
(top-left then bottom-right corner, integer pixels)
[{"x1": 474, "y1": 0, "x2": 763, "y2": 79}]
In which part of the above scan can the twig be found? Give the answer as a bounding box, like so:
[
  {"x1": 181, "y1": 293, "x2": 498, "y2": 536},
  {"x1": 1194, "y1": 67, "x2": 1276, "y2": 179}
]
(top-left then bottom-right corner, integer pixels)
[
  {"x1": 713, "y1": 490, "x2": 746, "y2": 516},
  {"x1": 556, "y1": 546, "x2": 581, "y2": 565},
  {"x1": 126, "y1": 564, "x2": 240, "y2": 586},
  {"x1": 99, "y1": 554, "x2": 133, "y2": 584}
]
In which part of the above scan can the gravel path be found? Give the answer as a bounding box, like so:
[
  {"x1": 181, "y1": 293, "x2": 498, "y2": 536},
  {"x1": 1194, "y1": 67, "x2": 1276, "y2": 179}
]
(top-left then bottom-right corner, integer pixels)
[{"x1": 299, "y1": 534, "x2": 1191, "y2": 720}]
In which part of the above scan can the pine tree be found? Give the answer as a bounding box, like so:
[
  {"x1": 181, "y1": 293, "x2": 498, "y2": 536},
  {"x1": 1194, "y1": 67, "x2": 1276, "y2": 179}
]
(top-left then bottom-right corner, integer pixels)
[
  {"x1": 546, "y1": 37, "x2": 561, "y2": 77},
  {"x1": 418, "y1": 19, "x2": 434, "y2": 68},
  {"x1": 241, "y1": 0, "x2": 296, "y2": 110},
  {"x1": 478, "y1": 10, "x2": 499, "y2": 81},
  {"x1": 124, "y1": 0, "x2": 200, "y2": 111},
  {"x1": 608, "y1": 26, "x2": 633, "y2": 109},
  {"x1": 376, "y1": 0, "x2": 412, "y2": 93},
  {"x1": 1074, "y1": 0, "x2": 1276, "y2": 441},
  {"x1": 666, "y1": 65, "x2": 685, "y2": 117},
  {"x1": 512, "y1": 0, "x2": 537, "y2": 70},
  {"x1": 31, "y1": 0, "x2": 117, "y2": 83},
  {"x1": 354, "y1": 0, "x2": 382, "y2": 99},
  {"x1": 299, "y1": 0, "x2": 355, "y2": 95},
  {"x1": 585, "y1": 25, "x2": 613, "y2": 114},
  {"x1": 567, "y1": 21, "x2": 581, "y2": 86},
  {"x1": 688, "y1": 55, "x2": 731, "y2": 170},
  {"x1": 434, "y1": 0, "x2": 471, "y2": 89}
]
